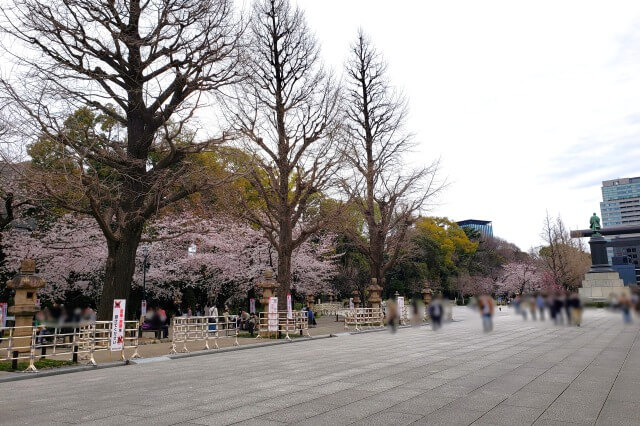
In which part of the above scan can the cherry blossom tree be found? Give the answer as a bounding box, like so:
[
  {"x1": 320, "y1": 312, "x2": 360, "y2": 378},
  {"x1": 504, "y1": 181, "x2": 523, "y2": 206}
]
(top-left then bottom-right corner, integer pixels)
[
  {"x1": 2, "y1": 213, "x2": 339, "y2": 306},
  {"x1": 493, "y1": 260, "x2": 546, "y2": 296}
]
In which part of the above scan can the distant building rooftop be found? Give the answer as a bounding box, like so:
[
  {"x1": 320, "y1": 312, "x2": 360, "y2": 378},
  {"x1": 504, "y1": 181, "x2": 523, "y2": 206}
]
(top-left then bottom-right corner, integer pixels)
[{"x1": 456, "y1": 219, "x2": 493, "y2": 238}]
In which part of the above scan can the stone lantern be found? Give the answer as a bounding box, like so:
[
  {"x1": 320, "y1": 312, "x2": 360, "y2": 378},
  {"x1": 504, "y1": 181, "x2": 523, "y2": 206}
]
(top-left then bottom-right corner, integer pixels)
[
  {"x1": 422, "y1": 287, "x2": 433, "y2": 321},
  {"x1": 421, "y1": 287, "x2": 433, "y2": 306},
  {"x1": 367, "y1": 278, "x2": 383, "y2": 310},
  {"x1": 257, "y1": 269, "x2": 278, "y2": 337},
  {"x1": 257, "y1": 268, "x2": 278, "y2": 307},
  {"x1": 305, "y1": 292, "x2": 315, "y2": 310},
  {"x1": 7, "y1": 259, "x2": 46, "y2": 368},
  {"x1": 351, "y1": 290, "x2": 361, "y2": 309}
]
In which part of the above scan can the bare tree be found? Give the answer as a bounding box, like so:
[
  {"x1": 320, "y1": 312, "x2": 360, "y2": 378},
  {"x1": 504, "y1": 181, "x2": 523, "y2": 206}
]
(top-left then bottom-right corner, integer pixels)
[
  {"x1": 538, "y1": 212, "x2": 590, "y2": 290},
  {"x1": 1, "y1": 0, "x2": 242, "y2": 318},
  {"x1": 223, "y1": 0, "x2": 341, "y2": 308},
  {"x1": 341, "y1": 31, "x2": 441, "y2": 289}
]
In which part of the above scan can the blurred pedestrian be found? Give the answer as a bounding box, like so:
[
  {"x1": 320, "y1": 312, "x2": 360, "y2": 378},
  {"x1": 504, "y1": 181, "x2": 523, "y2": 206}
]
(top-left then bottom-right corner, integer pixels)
[
  {"x1": 386, "y1": 300, "x2": 398, "y2": 333},
  {"x1": 619, "y1": 293, "x2": 633, "y2": 324},
  {"x1": 552, "y1": 293, "x2": 564, "y2": 325},
  {"x1": 536, "y1": 294, "x2": 546, "y2": 321},
  {"x1": 528, "y1": 296, "x2": 537, "y2": 320},
  {"x1": 478, "y1": 295, "x2": 494, "y2": 332},
  {"x1": 568, "y1": 292, "x2": 582, "y2": 326},
  {"x1": 428, "y1": 297, "x2": 443, "y2": 331}
]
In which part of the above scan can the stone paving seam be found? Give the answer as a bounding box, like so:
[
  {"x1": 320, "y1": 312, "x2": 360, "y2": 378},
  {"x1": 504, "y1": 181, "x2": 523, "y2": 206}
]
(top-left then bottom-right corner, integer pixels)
[
  {"x1": 472, "y1": 321, "x2": 619, "y2": 426},
  {"x1": 530, "y1": 321, "x2": 630, "y2": 425},
  {"x1": 411, "y1": 313, "x2": 620, "y2": 425},
  {"x1": 594, "y1": 326, "x2": 640, "y2": 425},
  {"x1": 325, "y1": 326, "x2": 564, "y2": 425}
]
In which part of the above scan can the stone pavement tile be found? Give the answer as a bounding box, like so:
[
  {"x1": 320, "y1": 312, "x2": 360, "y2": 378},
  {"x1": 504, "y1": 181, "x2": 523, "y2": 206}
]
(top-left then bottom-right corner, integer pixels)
[
  {"x1": 254, "y1": 390, "x2": 328, "y2": 410},
  {"x1": 288, "y1": 398, "x2": 392, "y2": 426},
  {"x1": 429, "y1": 369, "x2": 468, "y2": 380},
  {"x1": 189, "y1": 404, "x2": 276, "y2": 426},
  {"x1": 231, "y1": 419, "x2": 285, "y2": 426},
  {"x1": 201, "y1": 389, "x2": 285, "y2": 409},
  {"x1": 533, "y1": 420, "x2": 589, "y2": 426},
  {"x1": 608, "y1": 387, "x2": 640, "y2": 402},
  {"x1": 115, "y1": 409, "x2": 212, "y2": 426},
  {"x1": 368, "y1": 387, "x2": 425, "y2": 402},
  {"x1": 538, "y1": 401, "x2": 603, "y2": 424},
  {"x1": 3, "y1": 409, "x2": 80, "y2": 425},
  {"x1": 554, "y1": 388, "x2": 609, "y2": 406},
  {"x1": 309, "y1": 388, "x2": 377, "y2": 406},
  {"x1": 520, "y1": 379, "x2": 568, "y2": 395},
  {"x1": 413, "y1": 407, "x2": 485, "y2": 426},
  {"x1": 428, "y1": 384, "x2": 472, "y2": 398},
  {"x1": 402, "y1": 377, "x2": 450, "y2": 390},
  {"x1": 388, "y1": 395, "x2": 455, "y2": 415},
  {"x1": 117, "y1": 402, "x2": 203, "y2": 418},
  {"x1": 351, "y1": 410, "x2": 423, "y2": 426},
  {"x1": 258, "y1": 400, "x2": 335, "y2": 423},
  {"x1": 451, "y1": 390, "x2": 509, "y2": 411},
  {"x1": 511, "y1": 366, "x2": 549, "y2": 377},
  {"x1": 597, "y1": 399, "x2": 640, "y2": 420},
  {"x1": 306, "y1": 380, "x2": 356, "y2": 395},
  {"x1": 596, "y1": 417, "x2": 639, "y2": 426},
  {"x1": 537, "y1": 372, "x2": 580, "y2": 384},
  {"x1": 76, "y1": 414, "x2": 142, "y2": 425},
  {"x1": 501, "y1": 391, "x2": 558, "y2": 409},
  {"x1": 446, "y1": 375, "x2": 495, "y2": 389},
  {"x1": 358, "y1": 377, "x2": 411, "y2": 392},
  {"x1": 472, "y1": 405, "x2": 545, "y2": 425}
]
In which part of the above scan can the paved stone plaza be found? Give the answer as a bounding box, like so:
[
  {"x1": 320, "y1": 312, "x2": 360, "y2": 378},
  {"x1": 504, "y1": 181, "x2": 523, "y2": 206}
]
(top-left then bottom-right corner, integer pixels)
[{"x1": 1, "y1": 307, "x2": 639, "y2": 425}]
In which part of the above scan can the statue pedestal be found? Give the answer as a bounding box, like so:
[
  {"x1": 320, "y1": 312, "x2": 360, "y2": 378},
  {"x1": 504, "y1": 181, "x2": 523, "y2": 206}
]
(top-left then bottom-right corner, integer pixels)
[{"x1": 579, "y1": 272, "x2": 630, "y2": 301}]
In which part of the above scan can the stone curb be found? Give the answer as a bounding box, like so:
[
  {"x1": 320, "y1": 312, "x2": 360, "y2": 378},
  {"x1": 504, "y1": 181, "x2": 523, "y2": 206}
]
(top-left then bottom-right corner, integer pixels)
[
  {"x1": 0, "y1": 322, "x2": 451, "y2": 383},
  {"x1": 0, "y1": 361, "x2": 125, "y2": 384},
  {"x1": 0, "y1": 334, "x2": 336, "y2": 383},
  {"x1": 166, "y1": 333, "x2": 335, "y2": 361}
]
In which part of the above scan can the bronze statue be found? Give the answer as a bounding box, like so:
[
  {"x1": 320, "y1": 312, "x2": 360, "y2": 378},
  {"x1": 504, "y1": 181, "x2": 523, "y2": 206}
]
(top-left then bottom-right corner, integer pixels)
[{"x1": 590, "y1": 212, "x2": 601, "y2": 233}]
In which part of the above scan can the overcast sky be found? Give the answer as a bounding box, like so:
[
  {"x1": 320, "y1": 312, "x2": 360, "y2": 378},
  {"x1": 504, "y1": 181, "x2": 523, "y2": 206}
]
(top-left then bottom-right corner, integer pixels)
[{"x1": 295, "y1": 0, "x2": 640, "y2": 251}]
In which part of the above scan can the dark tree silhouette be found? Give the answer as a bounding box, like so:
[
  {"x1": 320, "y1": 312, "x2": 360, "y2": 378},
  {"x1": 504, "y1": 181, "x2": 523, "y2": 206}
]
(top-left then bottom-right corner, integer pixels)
[{"x1": 1, "y1": 0, "x2": 242, "y2": 318}]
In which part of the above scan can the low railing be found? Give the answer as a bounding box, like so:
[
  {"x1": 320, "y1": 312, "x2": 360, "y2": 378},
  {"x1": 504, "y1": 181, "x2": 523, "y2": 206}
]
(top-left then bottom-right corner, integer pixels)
[
  {"x1": 169, "y1": 315, "x2": 239, "y2": 354},
  {"x1": 256, "y1": 311, "x2": 310, "y2": 340},
  {"x1": 343, "y1": 308, "x2": 384, "y2": 331},
  {"x1": 314, "y1": 303, "x2": 342, "y2": 316},
  {"x1": 0, "y1": 320, "x2": 140, "y2": 372}
]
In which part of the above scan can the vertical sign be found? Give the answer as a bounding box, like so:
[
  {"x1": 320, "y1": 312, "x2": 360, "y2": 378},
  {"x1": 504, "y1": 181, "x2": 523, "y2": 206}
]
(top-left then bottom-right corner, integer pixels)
[
  {"x1": 349, "y1": 298, "x2": 354, "y2": 310},
  {"x1": 140, "y1": 300, "x2": 147, "y2": 318},
  {"x1": 110, "y1": 299, "x2": 126, "y2": 351},
  {"x1": 249, "y1": 298, "x2": 256, "y2": 314},
  {"x1": 397, "y1": 296, "x2": 405, "y2": 320},
  {"x1": 286, "y1": 294, "x2": 293, "y2": 319},
  {"x1": 268, "y1": 296, "x2": 278, "y2": 332},
  {"x1": 0, "y1": 302, "x2": 7, "y2": 328}
]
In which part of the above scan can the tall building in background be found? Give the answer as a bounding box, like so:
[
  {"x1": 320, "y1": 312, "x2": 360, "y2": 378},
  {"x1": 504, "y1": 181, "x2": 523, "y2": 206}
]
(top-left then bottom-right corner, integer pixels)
[
  {"x1": 599, "y1": 176, "x2": 640, "y2": 284},
  {"x1": 600, "y1": 177, "x2": 640, "y2": 226},
  {"x1": 456, "y1": 219, "x2": 493, "y2": 238}
]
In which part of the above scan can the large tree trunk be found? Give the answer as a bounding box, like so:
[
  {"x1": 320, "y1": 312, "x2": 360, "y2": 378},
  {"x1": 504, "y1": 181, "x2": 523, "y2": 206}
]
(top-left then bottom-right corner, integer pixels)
[
  {"x1": 97, "y1": 227, "x2": 143, "y2": 320},
  {"x1": 276, "y1": 217, "x2": 293, "y2": 310},
  {"x1": 276, "y1": 249, "x2": 292, "y2": 311},
  {"x1": 369, "y1": 226, "x2": 385, "y2": 290}
]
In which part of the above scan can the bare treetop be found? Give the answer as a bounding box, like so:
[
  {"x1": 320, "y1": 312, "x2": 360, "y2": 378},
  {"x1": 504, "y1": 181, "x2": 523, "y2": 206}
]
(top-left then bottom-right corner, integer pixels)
[
  {"x1": 341, "y1": 30, "x2": 442, "y2": 286},
  {"x1": 2, "y1": 0, "x2": 241, "y2": 131},
  {"x1": 222, "y1": 0, "x2": 341, "y2": 307}
]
